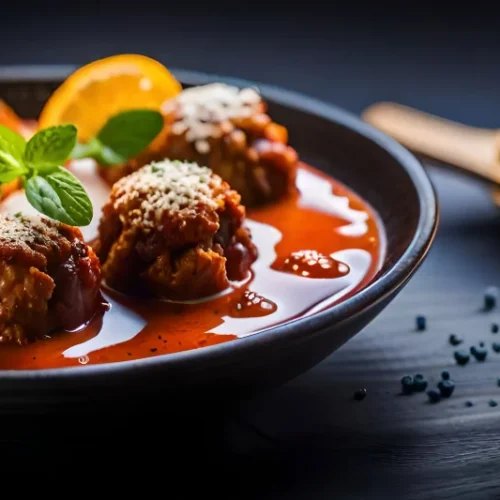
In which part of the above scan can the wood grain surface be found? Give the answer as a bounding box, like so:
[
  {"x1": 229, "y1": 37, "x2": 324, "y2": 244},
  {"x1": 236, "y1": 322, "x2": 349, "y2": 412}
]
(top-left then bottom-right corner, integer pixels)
[
  {"x1": 2, "y1": 164, "x2": 499, "y2": 500},
  {"x1": 11, "y1": 161, "x2": 491, "y2": 498},
  {"x1": 1, "y1": 6, "x2": 500, "y2": 495},
  {"x1": 223, "y1": 164, "x2": 500, "y2": 499}
]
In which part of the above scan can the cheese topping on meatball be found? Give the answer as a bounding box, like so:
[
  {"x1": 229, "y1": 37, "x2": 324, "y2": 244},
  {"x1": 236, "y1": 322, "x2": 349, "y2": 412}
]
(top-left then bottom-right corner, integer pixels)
[
  {"x1": 0, "y1": 214, "x2": 55, "y2": 244},
  {"x1": 161, "y1": 83, "x2": 262, "y2": 153},
  {"x1": 0, "y1": 214, "x2": 75, "y2": 268},
  {"x1": 111, "y1": 160, "x2": 224, "y2": 228},
  {"x1": 0, "y1": 213, "x2": 103, "y2": 345},
  {"x1": 96, "y1": 158, "x2": 258, "y2": 300}
]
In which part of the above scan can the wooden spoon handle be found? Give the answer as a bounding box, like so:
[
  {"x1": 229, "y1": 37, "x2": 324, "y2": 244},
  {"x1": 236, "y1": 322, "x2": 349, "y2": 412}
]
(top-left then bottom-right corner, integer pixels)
[{"x1": 362, "y1": 102, "x2": 500, "y2": 184}]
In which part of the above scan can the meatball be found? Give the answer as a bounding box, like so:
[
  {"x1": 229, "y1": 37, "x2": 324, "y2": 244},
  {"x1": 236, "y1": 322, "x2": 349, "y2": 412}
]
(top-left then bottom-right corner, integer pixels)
[
  {"x1": 0, "y1": 214, "x2": 102, "y2": 345},
  {"x1": 99, "y1": 83, "x2": 299, "y2": 207},
  {"x1": 95, "y1": 159, "x2": 258, "y2": 301}
]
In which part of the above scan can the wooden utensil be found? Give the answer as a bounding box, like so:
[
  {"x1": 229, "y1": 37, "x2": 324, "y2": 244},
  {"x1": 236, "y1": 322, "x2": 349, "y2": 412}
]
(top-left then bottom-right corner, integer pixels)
[{"x1": 362, "y1": 102, "x2": 500, "y2": 186}]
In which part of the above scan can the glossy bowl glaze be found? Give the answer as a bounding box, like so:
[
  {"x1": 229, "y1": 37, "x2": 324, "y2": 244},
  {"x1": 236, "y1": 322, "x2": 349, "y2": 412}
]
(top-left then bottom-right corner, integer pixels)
[{"x1": 0, "y1": 66, "x2": 438, "y2": 411}]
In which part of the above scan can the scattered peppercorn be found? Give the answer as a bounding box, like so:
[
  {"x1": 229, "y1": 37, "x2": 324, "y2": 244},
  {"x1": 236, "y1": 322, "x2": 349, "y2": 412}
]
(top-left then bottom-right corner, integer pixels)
[
  {"x1": 454, "y1": 350, "x2": 470, "y2": 365},
  {"x1": 497, "y1": 378, "x2": 500, "y2": 388},
  {"x1": 465, "y1": 401, "x2": 474, "y2": 407},
  {"x1": 492, "y1": 342, "x2": 500, "y2": 353},
  {"x1": 412, "y1": 374, "x2": 428, "y2": 392},
  {"x1": 353, "y1": 388, "x2": 367, "y2": 401},
  {"x1": 427, "y1": 390, "x2": 441, "y2": 403},
  {"x1": 479, "y1": 342, "x2": 485, "y2": 347},
  {"x1": 127, "y1": 352, "x2": 132, "y2": 356},
  {"x1": 470, "y1": 345, "x2": 488, "y2": 361},
  {"x1": 158, "y1": 335, "x2": 162, "y2": 340},
  {"x1": 416, "y1": 315, "x2": 426, "y2": 331},
  {"x1": 441, "y1": 370, "x2": 450, "y2": 380},
  {"x1": 150, "y1": 348, "x2": 157, "y2": 353},
  {"x1": 438, "y1": 379, "x2": 455, "y2": 397},
  {"x1": 449, "y1": 334, "x2": 463, "y2": 346},
  {"x1": 492, "y1": 323, "x2": 499, "y2": 334},
  {"x1": 489, "y1": 400, "x2": 498, "y2": 407},
  {"x1": 484, "y1": 286, "x2": 498, "y2": 311},
  {"x1": 401, "y1": 375, "x2": 414, "y2": 395}
]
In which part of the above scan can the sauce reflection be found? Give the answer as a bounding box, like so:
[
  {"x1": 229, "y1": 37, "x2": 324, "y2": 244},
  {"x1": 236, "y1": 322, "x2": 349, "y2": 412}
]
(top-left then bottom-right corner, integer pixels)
[{"x1": 0, "y1": 162, "x2": 383, "y2": 369}]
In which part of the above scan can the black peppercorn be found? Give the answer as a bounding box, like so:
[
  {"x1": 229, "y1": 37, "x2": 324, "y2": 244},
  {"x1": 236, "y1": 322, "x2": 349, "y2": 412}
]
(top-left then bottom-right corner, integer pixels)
[
  {"x1": 489, "y1": 400, "x2": 498, "y2": 407},
  {"x1": 412, "y1": 374, "x2": 428, "y2": 392},
  {"x1": 438, "y1": 379, "x2": 455, "y2": 398},
  {"x1": 492, "y1": 323, "x2": 499, "y2": 334},
  {"x1": 454, "y1": 350, "x2": 470, "y2": 365},
  {"x1": 492, "y1": 342, "x2": 500, "y2": 353},
  {"x1": 416, "y1": 315, "x2": 426, "y2": 331},
  {"x1": 465, "y1": 401, "x2": 474, "y2": 407},
  {"x1": 471, "y1": 345, "x2": 488, "y2": 361},
  {"x1": 427, "y1": 390, "x2": 441, "y2": 403},
  {"x1": 401, "y1": 375, "x2": 414, "y2": 395},
  {"x1": 441, "y1": 370, "x2": 450, "y2": 380},
  {"x1": 353, "y1": 388, "x2": 367, "y2": 401},
  {"x1": 484, "y1": 287, "x2": 498, "y2": 311},
  {"x1": 449, "y1": 334, "x2": 463, "y2": 346}
]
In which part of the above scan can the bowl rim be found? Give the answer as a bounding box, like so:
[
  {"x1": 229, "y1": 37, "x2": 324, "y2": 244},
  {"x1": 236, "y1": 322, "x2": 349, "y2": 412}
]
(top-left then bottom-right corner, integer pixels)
[{"x1": 0, "y1": 65, "x2": 439, "y2": 381}]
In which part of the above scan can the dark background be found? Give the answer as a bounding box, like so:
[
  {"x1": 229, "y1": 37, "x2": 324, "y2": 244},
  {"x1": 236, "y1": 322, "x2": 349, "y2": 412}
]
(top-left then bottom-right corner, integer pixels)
[
  {"x1": 2, "y1": 3, "x2": 500, "y2": 498},
  {"x1": 2, "y1": 1, "x2": 499, "y2": 126}
]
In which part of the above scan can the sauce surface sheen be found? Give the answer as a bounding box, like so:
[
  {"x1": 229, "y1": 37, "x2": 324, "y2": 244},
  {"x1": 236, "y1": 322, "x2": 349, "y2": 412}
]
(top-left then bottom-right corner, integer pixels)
[{"x1": 0, "y1": 161, "x2": 384, "y2": 369}]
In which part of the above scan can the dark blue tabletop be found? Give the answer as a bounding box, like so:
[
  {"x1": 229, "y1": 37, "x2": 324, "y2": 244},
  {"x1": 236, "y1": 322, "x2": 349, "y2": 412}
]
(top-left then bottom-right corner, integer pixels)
[{"x1": 2, "y1": 3, "x2": 500, "y2": 498}]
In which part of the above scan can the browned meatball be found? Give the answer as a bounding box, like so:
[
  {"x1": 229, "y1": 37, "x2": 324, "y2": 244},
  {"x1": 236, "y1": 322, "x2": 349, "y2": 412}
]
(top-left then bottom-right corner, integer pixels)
[
  {"x1": 95, "y1": 159, "x2": 258, "y2": 301},
  {"x1": 99, "y1": 83, "x2": 299, "y2": 207},
  {"x1": 0, "y1": 214, "x2": 102, "y2": 345}
]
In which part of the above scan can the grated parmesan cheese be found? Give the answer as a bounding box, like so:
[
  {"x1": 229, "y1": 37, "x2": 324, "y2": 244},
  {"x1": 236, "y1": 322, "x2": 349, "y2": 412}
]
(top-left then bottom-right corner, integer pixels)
[
  {"x1": 111, "y1": 159, "x2": 222, "y2": 228},
  {"x1": 0, "y1": 213, "x2": 59, "y2": 246},
  {"x1": 161, "y1": 83, "x2": 262, "y2": 154}
]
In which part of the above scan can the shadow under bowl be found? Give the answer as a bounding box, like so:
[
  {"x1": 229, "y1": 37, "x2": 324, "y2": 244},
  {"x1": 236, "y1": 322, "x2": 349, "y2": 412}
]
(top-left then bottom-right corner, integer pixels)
[{"x1": 0, "y1": 66, "x2": 439, "y2": 412}]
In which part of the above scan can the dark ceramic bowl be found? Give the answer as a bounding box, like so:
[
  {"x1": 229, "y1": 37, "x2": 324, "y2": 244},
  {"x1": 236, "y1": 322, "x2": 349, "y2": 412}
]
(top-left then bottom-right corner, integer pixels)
[{"x1": 0, "y1": 66, "x2": 438, "y2": 411}]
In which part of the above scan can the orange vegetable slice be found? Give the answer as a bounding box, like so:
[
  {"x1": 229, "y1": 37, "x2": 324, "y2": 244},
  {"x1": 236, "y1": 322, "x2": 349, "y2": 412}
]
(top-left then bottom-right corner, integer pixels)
[{"x1": 38, "y1": 54, "x2": 182, "y2": 142}]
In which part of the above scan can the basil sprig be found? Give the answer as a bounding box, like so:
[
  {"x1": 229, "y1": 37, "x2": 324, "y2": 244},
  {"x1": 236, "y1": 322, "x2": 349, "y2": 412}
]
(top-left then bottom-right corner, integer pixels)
[
  {"x1": 0, "y1": 124, "x2": 93, "y2": 226},
  {"x1": 71, "y1": 109, "x2": 164, "y2": 166},
  {"x1": 0, "y1": 108, "x2": 164, "y2": 226}
]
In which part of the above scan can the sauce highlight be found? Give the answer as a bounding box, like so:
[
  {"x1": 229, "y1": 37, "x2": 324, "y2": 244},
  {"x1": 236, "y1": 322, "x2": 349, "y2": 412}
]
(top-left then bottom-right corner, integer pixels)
[
  {"x1": 0, "y1": 161, "x2": 384, "y2": 369},
  {"x1": 278, "y1": 249, "x2": 350, "y2": 279}
]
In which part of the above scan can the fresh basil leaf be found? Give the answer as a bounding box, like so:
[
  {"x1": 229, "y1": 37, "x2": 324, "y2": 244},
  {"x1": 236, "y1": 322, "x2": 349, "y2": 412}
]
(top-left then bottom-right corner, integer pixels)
[
  {"x1": 25, "y1": 167, "x2": 93, "y2": 226},
  {"x1": 96, "y1": 143, "x2": 127, "y2": 166},
  {"x1": 97, "y1": 109, "x2": 163, "y2": 162},
  {"x1": 24, "y1": 124, "x2": 77, "y2": 171},
  {"x1": 0, "y1": 167, "x2": 28, "y2": 183},
  {"x1": 70, "y1": 137, "x2": 125, "y2": 166},
  {"x1": 0, "y1": 124, "x2": 26, "y2": 173},
  {"x1": 70, "y1": 137, "x2": 102, "y2": 160}
]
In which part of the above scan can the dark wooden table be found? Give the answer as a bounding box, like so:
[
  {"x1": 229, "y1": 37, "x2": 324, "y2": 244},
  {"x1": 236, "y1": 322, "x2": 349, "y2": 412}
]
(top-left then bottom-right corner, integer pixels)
[
  {"x1": 222, "y1": 163, "x2": 500, "y2": 499},
  {"x1": 7, "y1": 143, "x2": 498, "y2": 500},
  {"x1": 2, "y1": 4, "x2": 500, "y2": 496}
]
